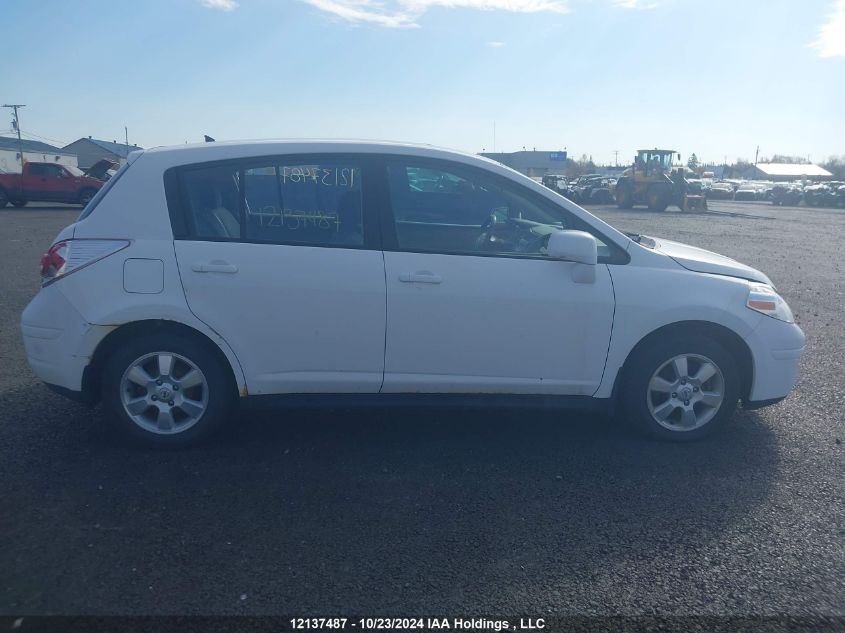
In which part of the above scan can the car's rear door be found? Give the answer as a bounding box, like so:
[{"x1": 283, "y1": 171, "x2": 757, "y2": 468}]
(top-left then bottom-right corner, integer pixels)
[{"x1": 170, "y1": 154, "x2": 386, "y2": 395}]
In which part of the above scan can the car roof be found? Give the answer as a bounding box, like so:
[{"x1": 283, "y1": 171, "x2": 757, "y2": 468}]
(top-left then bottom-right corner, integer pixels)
[{"x1": 137, "y1": 139, "x2": 498, "y2": 170}]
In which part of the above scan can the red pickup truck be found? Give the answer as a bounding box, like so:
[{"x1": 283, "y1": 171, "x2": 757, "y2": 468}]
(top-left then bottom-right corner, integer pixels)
[{"x1": 0, "y1": 160, "x2": 114, "y2": 208}]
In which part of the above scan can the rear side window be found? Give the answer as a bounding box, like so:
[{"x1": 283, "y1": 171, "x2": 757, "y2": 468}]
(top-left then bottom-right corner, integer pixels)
[
  {"x1": 176, "y1": 159, "x2": 364, "y2": 247},
  {"x1": 181, "y1": 165, "x2": 242, "y2": 239},
  {"x1": 243, "y1": 162, "x2": 363, "y2": 247}
]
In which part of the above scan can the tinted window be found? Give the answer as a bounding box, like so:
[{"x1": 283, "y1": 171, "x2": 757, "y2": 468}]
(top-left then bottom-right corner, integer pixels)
[
  {"x1": 386, "y1": 161, "x2": 569, "y2": 257},
  {"x1": 243, "y1": 161, "x2": 363, "y2": 246},
  {"x1": 182, "y1": 165, "x2": 242, "y2": 239},
  {"x1": 28, "y1": 164, "x2": 47, "y2": 176}
]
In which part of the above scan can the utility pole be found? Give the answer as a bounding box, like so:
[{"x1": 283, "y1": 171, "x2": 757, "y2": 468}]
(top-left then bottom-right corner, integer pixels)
[
  {"x1": 755, "y1": 145, "x2": 760, "y2": 166},
  {"x1": 614, "y1": 150, "x2": 619, "y2": 167},
  {"x1": 125, "y1": 125, "x2": 129, "y2": 149},
  {"x1": 2, "y1": 104, "x2": 26, "y2": 174}
]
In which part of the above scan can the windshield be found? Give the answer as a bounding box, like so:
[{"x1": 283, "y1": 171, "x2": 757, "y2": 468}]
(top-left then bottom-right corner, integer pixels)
[{"x1": 638, "y1": 151, "x2": 674, "y2": 170}]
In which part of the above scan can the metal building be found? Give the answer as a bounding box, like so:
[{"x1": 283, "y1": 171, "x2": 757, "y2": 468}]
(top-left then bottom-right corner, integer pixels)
[{"x1": 62, "y1": 137, "x2": 143, "y2": 170}]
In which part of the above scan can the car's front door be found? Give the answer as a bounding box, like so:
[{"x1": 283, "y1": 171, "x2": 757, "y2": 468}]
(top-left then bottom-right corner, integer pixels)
[
  {"x1": 379, "y1": 158, "x2": 616, "y2": 395},
  {"x1": 172, "y1": 155, "x2": 386, "y2": 395}
]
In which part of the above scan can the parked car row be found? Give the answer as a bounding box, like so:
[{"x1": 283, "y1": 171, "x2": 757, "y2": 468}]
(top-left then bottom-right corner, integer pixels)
[
  {"x1": 703, "y1": 179, "x2": 845, "y2": 207},
  {"x1": 541, "y1": 173, "x2": 617, "y2": 205},
  {"x1": 542, "y1": 174, "x2": 845, "y2": 208}
]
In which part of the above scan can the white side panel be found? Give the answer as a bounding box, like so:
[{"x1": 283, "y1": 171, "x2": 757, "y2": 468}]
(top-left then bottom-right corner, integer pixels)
[
  {"x1": 596, "y1": 260, "x2": 763, "y2": 398},
  {"x1": 383, "y1": 252, "x2": 615, "y2": 395},
  {"x1": 52, "y1": 238, "x2": 248, "y2": 393},
  {"x1": 174, "y1": 242, "x2": 386, "y2": 394}
]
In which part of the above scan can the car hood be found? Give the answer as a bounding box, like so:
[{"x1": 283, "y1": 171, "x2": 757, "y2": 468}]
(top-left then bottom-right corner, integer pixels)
[
  {"x1": 652, "y1": 237, "x2": 772, "y2": 284},
  {"x1": 83, "y1": 159, "x2": 118, "y2": 180}
]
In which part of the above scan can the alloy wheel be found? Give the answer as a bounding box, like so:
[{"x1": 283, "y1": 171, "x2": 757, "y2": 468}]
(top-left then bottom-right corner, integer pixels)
[
  {"x1": 119, "y1": 351, "x2": 209, "y2": 435},
  {"x1": 646, "y1": 353, "x2": 725, "y2": 432}
]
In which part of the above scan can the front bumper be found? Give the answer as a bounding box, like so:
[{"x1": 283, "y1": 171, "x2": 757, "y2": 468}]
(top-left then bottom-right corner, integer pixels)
[
  {"x1": 743, "y1": 314, "x2": 805, "y2": 403},
  {"x1": 21, "y1": 284, "x2": 111, "y2": 393}
]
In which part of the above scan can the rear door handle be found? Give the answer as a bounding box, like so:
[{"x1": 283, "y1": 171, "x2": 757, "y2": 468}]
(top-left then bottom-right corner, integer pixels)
[
  {"x1": 191, "y1": 261, "x2": 238, "y2": 274},
  {"x1": 399, "y1": 271, "x2": 442, "y2": 284}
]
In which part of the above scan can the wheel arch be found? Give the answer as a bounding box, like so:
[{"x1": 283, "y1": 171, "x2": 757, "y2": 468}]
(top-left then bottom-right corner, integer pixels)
[
  {"x1": 610, "y1": 320, "x2": 753, "y2": 407},
  {"x1": 82, "y1": 319, "x2": 244, "y2": 405}
]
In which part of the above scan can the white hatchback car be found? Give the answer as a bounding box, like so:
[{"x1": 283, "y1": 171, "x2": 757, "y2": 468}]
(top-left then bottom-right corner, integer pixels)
[{"x1": 21, "y1": 141, "x2": 805, "y2": 446}]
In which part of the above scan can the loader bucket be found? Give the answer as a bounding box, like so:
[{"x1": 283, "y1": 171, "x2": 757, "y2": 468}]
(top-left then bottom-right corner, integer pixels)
[{"x1": 682, "y1": 194, "x2": 707, "y2": 212}]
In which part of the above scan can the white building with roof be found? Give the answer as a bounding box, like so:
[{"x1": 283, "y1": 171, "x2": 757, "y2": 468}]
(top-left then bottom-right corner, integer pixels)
[
  {"x1": 748, "y1": 163, "x2": 832, "y2": 181},
  {"x1": 0, "y1": 137, "x2": 78, "y2": 174}
]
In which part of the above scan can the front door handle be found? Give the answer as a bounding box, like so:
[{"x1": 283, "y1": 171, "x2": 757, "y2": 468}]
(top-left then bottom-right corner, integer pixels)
[
  {"x1": 399, "y1": 271, "x2": 442, "y2": 284},
  {"x1": 191, "y1": 261, "x2": 238, "y2": 274}
]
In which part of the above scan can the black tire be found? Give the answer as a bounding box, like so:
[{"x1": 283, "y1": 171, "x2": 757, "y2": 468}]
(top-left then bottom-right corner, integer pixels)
[
  {"x1": 101, "y1": 333, "x2": 235, "y2": 447},
  {"x1": 621, "y1": 333, "x2": 740, "y2": 441},
  {"x1": 0, "y1": 188, "x2": 8, "y2": 208},
  {"x1": 646, "y1": 185, "x2": 669, "y2": 212},
  {"x1": 616, "y1": 183, "x2": 634, "y2": 209},
  {"x1": 78, "y1": 188, "x2": 97, "y2": 206},
  {"x1": 11, "y1": 199, "x2": 27, "y2": 207}
]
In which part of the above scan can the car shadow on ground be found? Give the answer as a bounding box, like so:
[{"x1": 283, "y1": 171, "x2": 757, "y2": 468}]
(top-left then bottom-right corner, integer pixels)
[{"x1": 1, "y1": 383, "x2": 782, "y2": 613}]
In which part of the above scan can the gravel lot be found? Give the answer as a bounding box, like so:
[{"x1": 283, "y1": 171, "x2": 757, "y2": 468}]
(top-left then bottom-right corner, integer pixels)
[{"x1": 0, "y1": 201, "x2": 842, "y2": 617}]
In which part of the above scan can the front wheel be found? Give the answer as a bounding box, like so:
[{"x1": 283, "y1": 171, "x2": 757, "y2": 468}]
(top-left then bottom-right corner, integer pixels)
[
  {"x1": 11, "y1": 199, "x2": 27, "y2": 207},
  {"x1": 622, "y1": 334, "x2": 740, "y2": 441},
  {"x1": 646, "y1": 186, "x2": 669, "y2": 212},
  {"x1": 101, "y1": 333, "x2": 235, "y2": 447}
]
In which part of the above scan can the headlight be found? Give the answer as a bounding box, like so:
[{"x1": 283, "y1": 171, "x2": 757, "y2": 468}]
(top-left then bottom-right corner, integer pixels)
[{"x1": 746, "y1": 283, "x2": 794, "y2": 323}]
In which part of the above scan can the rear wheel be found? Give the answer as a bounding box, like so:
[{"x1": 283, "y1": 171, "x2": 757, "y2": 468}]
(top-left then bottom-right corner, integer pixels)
[
  {"x1": 102, "y1": 333, "x2": 235, "y2": 447},
  {"x1": 622, "y1": 334, "x2": 740, "y2": 441},
  {"x1": 0, "y1": 188, "x2": 8, "y2": 208}
]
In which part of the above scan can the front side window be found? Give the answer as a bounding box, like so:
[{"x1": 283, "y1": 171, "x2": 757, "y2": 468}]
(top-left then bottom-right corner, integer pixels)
[
  {"x1": 386, "y1": 161, "x2": 570, "y2": 257},
  {"x1": 243, "y1": 161, "x2": 363, "y2": 247}
]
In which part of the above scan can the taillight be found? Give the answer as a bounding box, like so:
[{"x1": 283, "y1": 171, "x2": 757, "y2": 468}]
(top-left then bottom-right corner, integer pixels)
[{"x1": 40, "y1": 239, "x2": 130, "y2": 286}]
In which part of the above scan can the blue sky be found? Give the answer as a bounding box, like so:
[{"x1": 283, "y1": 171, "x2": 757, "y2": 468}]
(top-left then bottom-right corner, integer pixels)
[{"x1": 3, "y1": 0, "x2": 843, "y2": 165}]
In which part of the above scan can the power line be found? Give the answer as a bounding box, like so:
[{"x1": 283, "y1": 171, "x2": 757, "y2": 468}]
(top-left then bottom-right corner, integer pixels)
[{"x1": 19, "y1": 129, "x2": 69, "y2": 146}]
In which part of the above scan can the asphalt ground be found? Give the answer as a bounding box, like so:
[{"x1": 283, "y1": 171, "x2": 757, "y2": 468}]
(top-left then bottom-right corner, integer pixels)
[{"x1": 0, "y1": 200, "x2": 842, "y2": 618}]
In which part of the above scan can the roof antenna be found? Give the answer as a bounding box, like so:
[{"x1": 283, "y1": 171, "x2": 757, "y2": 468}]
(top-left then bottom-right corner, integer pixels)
[{"x1": 204, "y1": 135, "x2": 215, "y2": 143}]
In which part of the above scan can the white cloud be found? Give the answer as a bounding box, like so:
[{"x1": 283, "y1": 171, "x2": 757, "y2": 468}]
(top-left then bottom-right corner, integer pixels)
[
  {"x1": 487, "y1": 40, "x2": 506, "y2": 46},
  {"x1": 811, "y1": 0, "x2": 845, "y2": 58},
  {"x1": 300, "y1": 0, "x2": 571, "y2": 28},
  {"x1": 199, "y1": 0, "x2": 239, "y2": 11},
  {"x1": 613, "y1": 0, "x2": 658, "y2": 8}
]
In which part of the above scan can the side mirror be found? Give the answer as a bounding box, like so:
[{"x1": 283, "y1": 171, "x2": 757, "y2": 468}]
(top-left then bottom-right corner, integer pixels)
[
  {"x1": 548, "y1": 230, "x2": 597, "y2": 283},
  {"x1": 548, "y1": 230, "x2": 597, "y2": 264}
]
